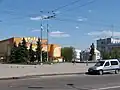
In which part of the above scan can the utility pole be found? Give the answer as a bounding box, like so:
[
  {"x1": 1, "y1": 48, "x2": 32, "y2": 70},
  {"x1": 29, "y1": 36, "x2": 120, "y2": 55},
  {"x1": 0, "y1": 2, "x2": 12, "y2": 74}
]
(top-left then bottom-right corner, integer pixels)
[
  {"x1": 40, "y1": 11, "x2": 43, "y2": 65},
  {"x1": 46, "y1": 21, "x2": 49, "y2": 62},
  {"x1": 43, "y1": 12, "x2": 56, "y2": 63},
  {"x1": 40, "y1": 20, "x2": 43, "y2": 65}
]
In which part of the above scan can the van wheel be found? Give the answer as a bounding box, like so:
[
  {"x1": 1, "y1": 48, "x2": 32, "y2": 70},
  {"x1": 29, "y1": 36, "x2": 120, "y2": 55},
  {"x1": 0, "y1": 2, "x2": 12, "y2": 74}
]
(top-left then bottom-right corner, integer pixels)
[
  {"x1": 115, "y1": 70, "x2": 119, "y2": 74},
  {"x1": 99, "y1": 70, "x2": 103, "y2": 75}
]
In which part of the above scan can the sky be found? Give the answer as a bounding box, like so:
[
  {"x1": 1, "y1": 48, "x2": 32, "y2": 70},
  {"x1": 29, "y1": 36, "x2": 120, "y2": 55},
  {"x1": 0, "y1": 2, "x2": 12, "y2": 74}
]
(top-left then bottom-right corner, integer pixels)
[{"x1": 0, "y1": 0, "x2": 120, "y2": 50}]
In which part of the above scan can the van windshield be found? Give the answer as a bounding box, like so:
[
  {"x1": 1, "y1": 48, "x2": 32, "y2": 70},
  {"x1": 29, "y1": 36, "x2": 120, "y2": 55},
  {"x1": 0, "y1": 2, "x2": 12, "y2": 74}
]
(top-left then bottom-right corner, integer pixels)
[{"x1": 95, "y1": 61, "x2": 105, "y2": 66}]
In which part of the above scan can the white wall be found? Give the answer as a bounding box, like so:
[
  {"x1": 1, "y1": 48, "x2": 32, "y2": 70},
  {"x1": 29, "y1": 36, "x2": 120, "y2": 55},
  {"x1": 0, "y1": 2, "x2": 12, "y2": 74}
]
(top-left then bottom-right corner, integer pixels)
[
  {"x1": 111, "y1": 38, "x2": 120, "y2": 44},
  {"x1": 75, "y1": 49, "x2": 81, "y2": 59},
  {"x1": 93, "y1": 49, "x2": 101, "y2": 60}
]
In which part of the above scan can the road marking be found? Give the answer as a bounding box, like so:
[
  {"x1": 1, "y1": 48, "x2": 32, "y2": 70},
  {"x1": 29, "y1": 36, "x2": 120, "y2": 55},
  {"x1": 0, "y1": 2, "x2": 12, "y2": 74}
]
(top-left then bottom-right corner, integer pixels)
[{"x1": 91, "y1": 85, "x2": 120, "y2": 90}]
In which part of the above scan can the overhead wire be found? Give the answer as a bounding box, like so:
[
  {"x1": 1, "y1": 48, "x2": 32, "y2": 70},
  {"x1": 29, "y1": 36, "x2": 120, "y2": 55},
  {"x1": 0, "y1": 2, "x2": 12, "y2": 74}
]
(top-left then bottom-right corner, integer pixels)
[
  {"x1": 51, "y1": 0, "x2": 120, "y2": 29},
  {"x1": 1, "y1": 0, "x2": 119, "y2": 29},
  {"x1": 53, "y1": 0, "x2": 97, "y2": 16},
  {"x1": 0, "y1": 0, "x2": 95, "y2": 21},
  {"x1": 52, "y1": 0, "x2": 82, "y2": 12}
]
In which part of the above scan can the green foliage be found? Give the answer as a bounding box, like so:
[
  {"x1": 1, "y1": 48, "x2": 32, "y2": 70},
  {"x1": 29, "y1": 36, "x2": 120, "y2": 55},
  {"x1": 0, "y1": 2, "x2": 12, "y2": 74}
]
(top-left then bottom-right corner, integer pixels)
[
  {"x1": 89, "y1": 43, "x2": 95, "y2": 61},
  {"x1": 9, "y1": 42, "x2": 17, "y2": 63},
  {"x1": 15, "y1": 43, "x2": 24, "y2": 63},
  {"x1": 101, "y1": 51, "x2": 110, "y2": 59},
  {"x1": 22, "y1": 38, "x2": 28, "y2": 49},
  {"x1": 9, "y1": 38, "x2": 29, "y2": 64},
  {"x1": 18, "y1": 38, "x2": 29, "y2": 63},
  {"x1": 29, "y1": 43, "x2": 36, "y2": 62},
  {"x1": 101, "y1": 48, "x2": 120, "y2": 59},
  {"x1": 111, "y1": 48, "x2": 120, "y2": 59},
  {"x1": 61, "y1": 47, "x2": 75, "y2": 62},
  {"x1": 36, "y1": 38, "x2": 42, "y2": 62}
]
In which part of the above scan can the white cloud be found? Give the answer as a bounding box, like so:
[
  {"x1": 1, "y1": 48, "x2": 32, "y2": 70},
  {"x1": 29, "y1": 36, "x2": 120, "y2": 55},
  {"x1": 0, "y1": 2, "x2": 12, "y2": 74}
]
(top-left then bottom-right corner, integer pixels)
[
  {"x1": 30, "y1": 15, "x2": 49, "y2": 20},
  {"x1": 50, "y1": 31, "x2": 64, "y2": 34},
  {"x1": 30, "y1": 16, "x2": 42, "y2": 21},
  {"x1": 78, "y1": 18, "x2": 83, "y2": 22},
  {"x1": 88, "y1": 30, "x2": 120, "y2": 37},
  {"x1": 31, "y1": 29, "x2": 40, "y2": 32},
  {"x1": 77, "y1": 17, "x2": 87, "y2": 22},
  {"x1": 49, "y1": 31, "x2": 70, "y2": 38},
  {"x1": 76, "y1": 26, "x2": 79, "y2": 29},
  {"x1": 88, "y1": 10, "x2": 92, "y2": 13}
]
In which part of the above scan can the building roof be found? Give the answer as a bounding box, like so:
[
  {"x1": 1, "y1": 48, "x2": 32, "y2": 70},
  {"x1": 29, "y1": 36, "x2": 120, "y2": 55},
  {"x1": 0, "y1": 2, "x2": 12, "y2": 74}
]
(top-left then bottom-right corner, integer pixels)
[{"x1": 0, "y1": 37, "x2": 14, "y2": 43}]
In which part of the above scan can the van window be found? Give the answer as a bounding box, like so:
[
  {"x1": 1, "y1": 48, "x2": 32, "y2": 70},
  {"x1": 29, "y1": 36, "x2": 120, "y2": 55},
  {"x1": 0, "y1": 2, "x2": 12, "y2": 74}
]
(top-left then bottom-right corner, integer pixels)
[
  {"x1": 111, "y1": 61, "x2": 118, "y2": 65},
  {"x1": 105, "y1": 62, "x2": 109, "y2": 66},
  {"x1": 95, "y1": 61, "x2": 104, "y2": 66}
]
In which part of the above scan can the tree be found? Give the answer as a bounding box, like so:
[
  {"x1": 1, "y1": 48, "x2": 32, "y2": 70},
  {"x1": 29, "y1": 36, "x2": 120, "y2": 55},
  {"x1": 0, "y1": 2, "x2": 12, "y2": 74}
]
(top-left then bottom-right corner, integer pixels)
[
  {"x1": 61, "y1": 47, "x2": 75, "y2": 62},
  {"x1": 110, "y1": 48, "x2": 120, "y2": 59},
  {"x1": 19, "y1": 38, "x2": 29, "y2": 63},
  {"x1": 13, "y1": 38, "x2": 29, "y2": 64},
  {"x1": 9, "y1": 42, "x2": 17, "y2": 63},
  {"x1": 101, "y1": 48, "x2": 120, "y2": 59},
  {"x1": 101, "y1": 51, "x2": 110, "y2": 59},
  {"x1": 89, "y1": 43, "x2": 95, "y2": 61},
  {"x1": 29, "y1": 43, "x2": 35, "y2": 63},
  {"x1": 22, "y1": 38, "x2": 28, "y2": 49},
  {"x1": 15, "y1": 43, "x2": 23, "y2": 63},
  {"x1": 36, "y1": 38, "x2": 42, "y2": 62}
]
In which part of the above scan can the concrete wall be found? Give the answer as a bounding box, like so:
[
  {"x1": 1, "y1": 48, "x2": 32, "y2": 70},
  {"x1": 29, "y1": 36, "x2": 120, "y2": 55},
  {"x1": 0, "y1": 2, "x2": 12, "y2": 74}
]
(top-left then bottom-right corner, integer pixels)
[{"x1": 0, "y1": 38, "x2": 13, "y2": 59}]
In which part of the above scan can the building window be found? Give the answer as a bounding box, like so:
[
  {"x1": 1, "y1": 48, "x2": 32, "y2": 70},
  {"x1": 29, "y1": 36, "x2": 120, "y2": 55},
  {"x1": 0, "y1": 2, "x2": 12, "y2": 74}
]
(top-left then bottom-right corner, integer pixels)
[{"x1": 101, "y1": 42, "x2": 104, "y2": 44}]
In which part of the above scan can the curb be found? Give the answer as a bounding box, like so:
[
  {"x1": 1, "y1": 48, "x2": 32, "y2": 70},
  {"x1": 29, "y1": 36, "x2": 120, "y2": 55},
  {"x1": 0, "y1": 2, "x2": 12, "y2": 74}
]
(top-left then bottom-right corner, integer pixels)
[{"x1": 0, "y1": 72, "x2": 85, "y2": 80}]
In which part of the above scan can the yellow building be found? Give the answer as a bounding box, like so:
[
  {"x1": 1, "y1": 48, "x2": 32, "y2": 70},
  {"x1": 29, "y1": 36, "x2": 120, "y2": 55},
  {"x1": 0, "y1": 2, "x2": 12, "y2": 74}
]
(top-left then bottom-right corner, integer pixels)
[{"x1": 0, "y1": 37, "x2": 62, "y2": 62}]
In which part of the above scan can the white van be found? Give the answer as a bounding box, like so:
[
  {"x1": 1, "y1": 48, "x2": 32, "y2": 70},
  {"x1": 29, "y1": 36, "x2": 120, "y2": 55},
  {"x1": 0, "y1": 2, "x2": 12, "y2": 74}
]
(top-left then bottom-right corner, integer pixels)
[{"x1": 88, "y1": 59, "x2": 120, "y2": 75}]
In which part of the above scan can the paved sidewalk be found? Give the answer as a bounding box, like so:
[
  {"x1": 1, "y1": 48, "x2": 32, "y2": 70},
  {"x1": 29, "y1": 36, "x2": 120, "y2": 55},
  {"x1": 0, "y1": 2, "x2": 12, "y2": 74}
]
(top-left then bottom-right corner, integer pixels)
[{"x1": 0, "y1": 63, "x2": 94, "y2": 79}]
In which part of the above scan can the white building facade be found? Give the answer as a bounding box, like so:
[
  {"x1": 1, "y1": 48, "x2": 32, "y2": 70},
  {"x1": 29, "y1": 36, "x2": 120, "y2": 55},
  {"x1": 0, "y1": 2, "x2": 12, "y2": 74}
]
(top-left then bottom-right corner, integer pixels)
[
  {"x1": 75, "y1": 49, "x2": 81, "y2": 61},
  {"x1": 94, "y1": 48, "x2": 101, "y2": 60},
  {"x1": 72, "y1": 49, "x2": 81, "y2": 62}
]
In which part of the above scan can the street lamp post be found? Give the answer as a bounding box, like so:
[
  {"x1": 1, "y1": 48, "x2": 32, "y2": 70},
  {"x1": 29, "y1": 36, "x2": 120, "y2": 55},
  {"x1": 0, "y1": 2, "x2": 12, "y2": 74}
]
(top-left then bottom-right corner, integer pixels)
[
  {"x1": 41, "y1": 12, "x2": 56, "y2": 63},
  {"x1": 40, "y1": 21, "x2": 43, "y2": 65},
  {"x1": 46, "y1": 21, "x2": 49, "y2": 62}
]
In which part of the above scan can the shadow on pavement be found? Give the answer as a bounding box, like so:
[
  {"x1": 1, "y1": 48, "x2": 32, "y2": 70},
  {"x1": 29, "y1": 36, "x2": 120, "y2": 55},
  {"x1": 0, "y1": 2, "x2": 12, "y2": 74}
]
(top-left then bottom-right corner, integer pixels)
[
  {"x1": 85, "y1": 72, "x2": 114, "y2": 75},
  {"x1": 85, "y1": 72, "x2": 98, "y2": 75}
]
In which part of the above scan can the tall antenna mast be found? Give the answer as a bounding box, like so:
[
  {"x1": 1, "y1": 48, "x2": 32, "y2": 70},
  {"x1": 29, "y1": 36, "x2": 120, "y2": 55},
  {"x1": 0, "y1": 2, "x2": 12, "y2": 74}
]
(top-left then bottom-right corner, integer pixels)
[{"x1": 111, "y1": 24, "x2": 114, "y2": 38}]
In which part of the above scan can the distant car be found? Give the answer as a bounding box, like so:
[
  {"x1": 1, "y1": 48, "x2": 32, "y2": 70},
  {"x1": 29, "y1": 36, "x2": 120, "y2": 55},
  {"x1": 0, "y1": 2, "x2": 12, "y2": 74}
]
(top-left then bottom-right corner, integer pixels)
[{"x1": 88, "y1": 59, "x2": 120, "y2": 75}]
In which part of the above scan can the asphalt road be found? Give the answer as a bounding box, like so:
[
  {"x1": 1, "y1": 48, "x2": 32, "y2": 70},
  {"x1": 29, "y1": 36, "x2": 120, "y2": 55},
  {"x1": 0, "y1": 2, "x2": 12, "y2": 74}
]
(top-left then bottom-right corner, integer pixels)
[{"x1": 0, "y1": 74, "x2": 120, "y2": 90}]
